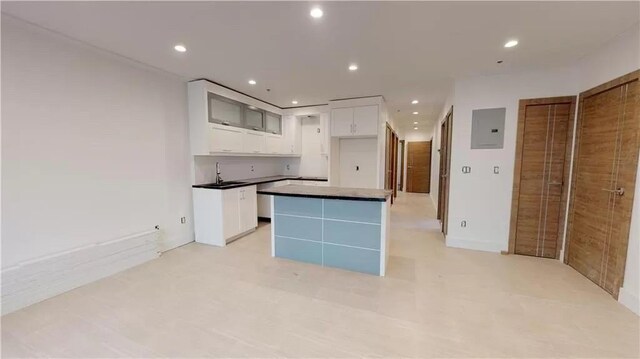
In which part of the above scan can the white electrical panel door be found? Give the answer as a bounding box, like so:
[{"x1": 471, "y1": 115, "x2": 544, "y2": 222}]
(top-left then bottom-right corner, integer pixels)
[{"x1": 338, "y1": 138, "x2": 378, "y2": 188}]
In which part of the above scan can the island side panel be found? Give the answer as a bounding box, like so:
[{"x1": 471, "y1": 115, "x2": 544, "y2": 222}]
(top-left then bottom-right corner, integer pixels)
[
  {"x1": 273, "y1": 196, "x2": 324, "y2": 265},
  {"x1": 380, "y1": 197, "x2": 390, "y2": 276},
  {"x1": 322, "y1": 199, "x2": 383, "y2": 276}
]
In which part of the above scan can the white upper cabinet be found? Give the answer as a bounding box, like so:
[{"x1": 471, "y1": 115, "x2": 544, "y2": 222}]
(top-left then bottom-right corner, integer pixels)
[
  {"x1": 282, "y1": 115, "x2": 302, "y2": 155},
  {"x1": 188, "y1": 80, "x2": 295, "y2": 156},
  {"x1": 330, "y1": 105, "x2": 378, "y2": 137},
  {"x1": 353, "y1": 105, "x2": 379, "y2": 136},
  {"x1": 331, "y1": 107, "x2": 354, "y2": 137},
  {"x1": 243, "y1": 131, "x2": 265, "y2": 154},
  {"x1": 209, "y1": 124, "x2": 243, "y2": 153}
]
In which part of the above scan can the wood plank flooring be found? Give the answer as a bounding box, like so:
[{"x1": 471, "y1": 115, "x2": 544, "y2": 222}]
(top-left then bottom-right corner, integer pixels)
[{"x1": 2, "y1": 192, "x2": 638, "y2": 357}]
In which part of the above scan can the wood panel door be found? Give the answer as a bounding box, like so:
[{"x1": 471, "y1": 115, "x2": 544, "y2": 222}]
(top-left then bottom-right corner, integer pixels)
[
  {"x1": 438, "y1": 108, "x2": 453, "y2": 234},
  {"x1": 509, "y1": 97, "x2": 576, "y2": 259},
  {"x1": 566, "y1": 71, "x2": 639, "y2": 298},
  {"x1": 406, "y1": 141, "x2": 431, "y2": 193}
]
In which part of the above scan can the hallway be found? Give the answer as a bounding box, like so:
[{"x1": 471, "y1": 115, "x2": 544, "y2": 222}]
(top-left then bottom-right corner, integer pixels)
[{"x1": 2, "y1": 193, "x2": 639, "y2": 357}]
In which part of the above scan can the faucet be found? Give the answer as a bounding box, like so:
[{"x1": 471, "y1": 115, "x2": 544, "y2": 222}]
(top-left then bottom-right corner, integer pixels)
[{"x1": 215, "y1": 162, "x2": 223, "y2": 184}]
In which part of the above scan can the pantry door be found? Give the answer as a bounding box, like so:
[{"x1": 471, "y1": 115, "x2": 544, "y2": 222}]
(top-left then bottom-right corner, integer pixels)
[
  {"x1": 566, "y1": 71, "x2": 639, "y2": 298},
  {"x1": 509, "y1": 96, "x2": 576, "y2": 258}
]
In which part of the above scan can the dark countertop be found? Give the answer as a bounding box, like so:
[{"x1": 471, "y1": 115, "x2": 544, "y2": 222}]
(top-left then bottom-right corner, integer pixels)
[
  {"x1": 257, "y1": 185, "x2": 392, "y2": 202},
  {"x1": 192, "y1": 175, "x2": 328, "y2": 190}
]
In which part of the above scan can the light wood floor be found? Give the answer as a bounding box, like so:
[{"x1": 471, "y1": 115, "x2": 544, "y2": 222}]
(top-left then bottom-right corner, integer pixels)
[{"x1": 2, "y1": 192, "x2": 639, "y2": 357}]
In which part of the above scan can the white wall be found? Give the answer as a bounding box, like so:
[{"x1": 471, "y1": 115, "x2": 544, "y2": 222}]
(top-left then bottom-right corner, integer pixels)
[
  {"x1": 1, "y1": 16, "x2": 194, "y2": 267},
  {"x1": 193, "y1": 156, "x2": 295, "y2": 184},
  {"x1": 442, "y1": 23, "x2": 639, "y2": 314},
  {"x1": 575, "y1": 24, "x2": 640, "y2": 315},
  {"x1": 445, "y1": 66, "x2": 580, "y2": 252}
]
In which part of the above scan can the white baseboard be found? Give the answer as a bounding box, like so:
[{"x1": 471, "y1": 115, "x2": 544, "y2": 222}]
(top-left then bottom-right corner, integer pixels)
[
  {"x1": 618, "y1": 286, "x2": 640, "y2": 316},
  {"x1": 446, "y1": 236, "x2": 504, "y2": 253},
  {"x1": 1, "y1": 230, "x2": 159, "y2": 315}
]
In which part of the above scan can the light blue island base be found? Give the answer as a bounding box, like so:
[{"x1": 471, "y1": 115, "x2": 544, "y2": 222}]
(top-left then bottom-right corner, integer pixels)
[{"x1": 270, "y1": 196, "x2": 390, "y2": 276}]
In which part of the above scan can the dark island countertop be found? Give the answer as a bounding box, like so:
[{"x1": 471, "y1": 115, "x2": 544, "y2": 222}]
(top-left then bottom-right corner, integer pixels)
[
  {"x1": 192, "y1": 175, "x2": 327, "y2": 190},
  {"x1": 257, "y1": 185, "x2": 392, "y2": 202}
]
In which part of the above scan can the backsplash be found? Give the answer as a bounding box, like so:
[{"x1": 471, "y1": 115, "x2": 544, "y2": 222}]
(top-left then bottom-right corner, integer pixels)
[{"x1": 193, "y1": 156, "x2": 299, "y2": 184}]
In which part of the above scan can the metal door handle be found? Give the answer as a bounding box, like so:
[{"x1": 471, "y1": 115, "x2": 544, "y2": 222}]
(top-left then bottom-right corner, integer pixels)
[
  {"x1": 602, "y1": 187, "x2": 625, "y2": 196},
  {"x1": 548, "y1": 182, "x2": 562, "y2": 185}
]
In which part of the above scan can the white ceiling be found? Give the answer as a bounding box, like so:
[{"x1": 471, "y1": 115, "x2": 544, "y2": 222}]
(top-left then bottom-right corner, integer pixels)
[{"x1": 2, "y1": 1, "x2": 638, "y2": 132}]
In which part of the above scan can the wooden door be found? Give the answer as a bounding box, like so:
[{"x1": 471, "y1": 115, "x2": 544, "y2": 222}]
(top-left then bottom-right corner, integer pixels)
[
  {"x1": 566, "y1": 72, "x2": 639, "y2": 298},
  {"x1": 438, "y1": 108, "x2": 453, "y2": 234},
  {"x1": 406, "y1": 141, "x2": 431, "y2": 193},
  {"x1": 509, "y1": 97, "x2": 576, "y2": 258}
]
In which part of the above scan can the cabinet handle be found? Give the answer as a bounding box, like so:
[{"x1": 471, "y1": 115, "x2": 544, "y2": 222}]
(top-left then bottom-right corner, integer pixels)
[
  {"x1": 354, "y1": 123, "x2": 357, "y2": 133},
  {"x1": 350, "y1": 124, "x2": 354, "y2": 133},
  {"x1": 222, "y1": 149, "x2": 232, "y2": 152},
  {"x1": 221, "y1": 121, "x2": 230, "y2": 126}
]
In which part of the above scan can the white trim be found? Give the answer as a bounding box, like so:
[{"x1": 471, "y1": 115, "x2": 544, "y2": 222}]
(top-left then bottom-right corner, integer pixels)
[
  {"x1": 445, "y1": 236, "x2": 504, "y2": 253},
  {"x1": 618, "y1": 286, "x2": 640, "y2": 316}
]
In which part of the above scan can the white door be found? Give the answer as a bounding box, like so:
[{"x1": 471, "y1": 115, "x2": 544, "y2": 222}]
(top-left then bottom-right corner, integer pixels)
[
  {"x1": 222, "y1": 188, "x2": 241, "y2": 239},
  {"x1": 353, "y1": 105, "x2": 378, "y2": 136},
  {"x1": 243, "y1": 131, "x2": 265, "y2": 154},
  {"x1": 331, "y1": 107, "x2": 354, "y2": 137},
  {"x1": 339, "y1": 138, "x2": 378, "y2": 188},
  {"x1": 239, "y1": 186, "x2": 258, "y2": 232},
  {"x1": 210, "y1": 125, "x2": 243, "y2": 153}
]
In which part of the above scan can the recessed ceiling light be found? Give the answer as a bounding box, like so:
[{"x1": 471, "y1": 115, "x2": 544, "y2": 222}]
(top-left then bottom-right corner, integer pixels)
[
  {"x1": 414, "y1": 127, "x2": 418, "y2": 130},
  {"x1": 174, "y1": 44, "x2": 186, "y2": 52},
  {"x1": 411, "y1": 100, "x2": 419, "y2": 104},
  {"x1": 292, "y1": 100, "x2": 298, "y2": 105},
  {"x1": 248, "y1": 79, "x2": 256, "y2": 85},
  {"x1": 348, "y1": 64, "x2": 358, "y2": 71},
  {"x1": 413, "y1": 121, "x2": 418, "y2": 125},
  {"x1": 413, "y1": 111, "x2": 419, "y2": 115},
  {"x1": 504, "y1": 40, "x2": 518, "y2": 48},
  {"x1": 310, "y1": 7, "x2": 323, "y2": 18}
]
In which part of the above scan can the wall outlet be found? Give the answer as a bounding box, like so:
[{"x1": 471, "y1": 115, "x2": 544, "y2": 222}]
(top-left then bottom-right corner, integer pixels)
[
  {"x1": 180, "y1": 217, "x2": 186, "y2": 224},
  {"x1": 461, "y1": 220, "x2": 467, "y2": 228},
  {"x1": 462, "y1": 166, "x2": 471, "y2": 174},
  {"x1": 493, "y1": 166, "x2": 500, "y2": 174},
  {"x1": 286, "y1": 164, "x2": 290, "y2": 170},
  {"x1": 250, "y1": 165, "x2": 254, "y2": 172}
]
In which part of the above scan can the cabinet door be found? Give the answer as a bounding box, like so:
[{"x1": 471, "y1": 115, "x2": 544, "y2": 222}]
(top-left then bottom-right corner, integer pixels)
[
  {"x1": 331, "y1": 107, "x2": 354, "y2": 137},
  {"x1": 353, "y1": 105, "x2": 378, "y2": 136},
  {"x1": 283, "y1": 115, "x2": 301, "y2": 154},
  {"x1": 222, "y1": 188, "x2": 241, "y2": 239},
  {"x1": 266, "y1": 135, "x2": 283, "y2": 154},
  {"x1": 243, "y1": 131, "x2": 265, "y2": 154},
  {"x1": 320, "y1": 113, "x2": 330, "y2": 155},
  {"x1": 210, "y1": 125, "x2": 244, "y2": 153},
  {"x1": 239, "y1": 186, "x2": 258, "y2": 232}
]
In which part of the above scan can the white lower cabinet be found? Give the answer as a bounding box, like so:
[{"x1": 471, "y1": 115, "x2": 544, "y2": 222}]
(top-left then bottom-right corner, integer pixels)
[
  {"x1": 210, "y1": 125, "x2": 243, "y2": 153},
  {"x1": 193, "y1": 185, "x2": 258, "y2": 247}
]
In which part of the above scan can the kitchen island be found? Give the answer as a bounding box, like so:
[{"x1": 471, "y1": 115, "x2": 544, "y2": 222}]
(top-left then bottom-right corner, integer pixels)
[{"x1": 257, "y1": 185, "x2": 392, "y2": 276}]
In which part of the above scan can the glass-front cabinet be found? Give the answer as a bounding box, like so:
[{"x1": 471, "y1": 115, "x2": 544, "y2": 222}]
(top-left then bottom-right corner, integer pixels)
[
  {"x1": 207, "y1": 92, "x2": 281, "y2": 135},
  {"x1": 265, "y1": 112, "x2": 282, "y2": 134}
]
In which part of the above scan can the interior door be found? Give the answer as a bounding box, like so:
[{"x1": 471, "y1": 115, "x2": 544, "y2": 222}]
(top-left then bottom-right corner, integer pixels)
[
  {"x1": 566, "y1": 73, "x2": 639, "y2": 298},
  {"x1": 438, "y1": 108, "x2": 453, "y2": 234},
  {"x1": 511, "y1": 99, "x2": 574, "y2": 258},
  {"x1": 406, "y1": 141, "x2": 431, "y2": 193}
]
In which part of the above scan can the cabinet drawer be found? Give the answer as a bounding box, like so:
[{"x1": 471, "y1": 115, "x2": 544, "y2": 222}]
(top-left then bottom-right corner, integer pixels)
[
  {"x1": 275, "y1": 236, "x2": 322, "y2": 265},
  {"x1": 274, "y1": 215, "x2": 322, "y2": 241},
  {"x1": 323, "y1": 199, "x2": 381, "y2": 223},
  {"x1": 323, "y1": 244, "x2": 380, "y2": 275},
  {"x1": 323, "y1": 220, "x2": 381, "y2": 250}
]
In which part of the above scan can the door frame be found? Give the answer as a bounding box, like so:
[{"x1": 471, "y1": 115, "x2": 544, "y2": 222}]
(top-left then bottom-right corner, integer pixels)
[
  {"x1": 564, "y1": 70, "x2": 640, "y2": 294},
  {"x1": 437, "y1": 106, "x2": 453, "y2": 234},
  {"x1": 399, "y1": 140, "x2": 405, "y2": 191},
  {"x1": 507, "y1": 96, "x2": 577, "y2": 258},
  {"x1": 406, "y1": 140, "x2": 432, "y2": 193}
]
